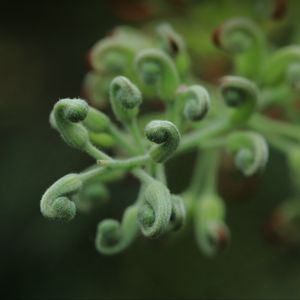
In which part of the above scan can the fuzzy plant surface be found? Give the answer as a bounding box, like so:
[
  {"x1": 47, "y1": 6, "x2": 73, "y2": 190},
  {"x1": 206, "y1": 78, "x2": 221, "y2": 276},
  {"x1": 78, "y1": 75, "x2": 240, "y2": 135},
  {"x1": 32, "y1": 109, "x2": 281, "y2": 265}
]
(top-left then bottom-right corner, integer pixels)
[{"x1": 41, "y1": 17, "x2": 300, "y2": 256}]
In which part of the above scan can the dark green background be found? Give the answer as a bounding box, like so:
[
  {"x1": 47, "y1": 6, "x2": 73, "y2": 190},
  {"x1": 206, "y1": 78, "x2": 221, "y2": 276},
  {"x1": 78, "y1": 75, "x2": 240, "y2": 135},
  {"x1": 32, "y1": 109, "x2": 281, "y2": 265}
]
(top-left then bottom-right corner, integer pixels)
[{"x1": 1, "y1": 1, "x2": 299, "y2": 299}]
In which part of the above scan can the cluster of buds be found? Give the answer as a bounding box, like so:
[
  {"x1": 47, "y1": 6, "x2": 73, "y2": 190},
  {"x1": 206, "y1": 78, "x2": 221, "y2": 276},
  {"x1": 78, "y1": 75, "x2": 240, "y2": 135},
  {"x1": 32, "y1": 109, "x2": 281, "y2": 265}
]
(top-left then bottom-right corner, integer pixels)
[{"x1": 41, "y1": 15, "x2": 300, "y2": 256}]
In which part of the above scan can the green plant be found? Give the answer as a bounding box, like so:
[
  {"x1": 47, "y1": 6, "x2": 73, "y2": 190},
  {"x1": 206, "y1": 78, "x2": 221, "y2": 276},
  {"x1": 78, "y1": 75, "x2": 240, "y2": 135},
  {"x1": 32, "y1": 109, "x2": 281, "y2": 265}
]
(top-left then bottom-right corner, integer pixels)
[{"x1": 41, "y1": 16, "x2": 300, "y2": 256}]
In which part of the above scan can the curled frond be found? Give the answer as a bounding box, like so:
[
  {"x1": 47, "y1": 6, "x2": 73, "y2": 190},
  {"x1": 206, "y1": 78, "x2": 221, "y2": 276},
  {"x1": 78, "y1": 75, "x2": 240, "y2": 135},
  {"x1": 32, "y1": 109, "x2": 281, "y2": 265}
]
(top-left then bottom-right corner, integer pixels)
[
  {"x1": 95, "y1": 205, "x2": 138, "y2": 255},
  {"x1": 157, "y1": 23, "x2": 185, "y2": 57},
  {"x1": 145, "y1": 120, "x2": 180, "y2": 163},
  {"x1": 52, "y1": 98, "x2": 90, "y2": 151},
  {"x1": 157, "y1": 23, "x2": 190, "y2": 78},
  {"x1": 213, "y1": 18, "x2": 265, "y2": 77},
  {"x1": 261, "y1": 46, "x2": 300, "y2": 86},
  {"x1": 178, "y1": 85, "x2": 210, "y2": 121},
  {"x1": 40, "y1": 174, "x2": 82, "y2": 221},
  {"x1": 213, "y1": 17, "x2": 264, "y2": 53},
  {"x1": 135, "y1": 48, "x2": 179, "y2": 101},
  {"x1": 109, "y1": 76, "x2": 142, "y2": 122},
  {"x1": 90, "y1": 38, "x2": 135, "y2": 74},
  {"x1": 89, "y1": 26, "x2": 152, "y2": 74},
  {"x1": 220, "y1": 76, "x2": 259, "y2": 124},
  {"x1": 137, "y1": 180, "x2": 172, "y2": 238},
  {"x1": 169, "y1": 194, "x2": 186, "y2": 231},
  {"x1": 194, "y1": 194, "x2": 230, "y2": 256},
  {"x1": 226, "y1": 131, "x2": 269, "y2": 176}
]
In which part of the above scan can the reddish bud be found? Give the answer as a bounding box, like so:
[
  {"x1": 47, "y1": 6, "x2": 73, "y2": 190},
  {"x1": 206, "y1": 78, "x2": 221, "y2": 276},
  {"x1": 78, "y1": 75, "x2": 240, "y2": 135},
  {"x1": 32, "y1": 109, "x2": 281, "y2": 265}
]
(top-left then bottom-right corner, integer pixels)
[
  {"x1": 212, "y1": 26, "x2": 223, "y2": 48},
  {"x1": 215, "y1": 226, "x2": 230, "y2": 252},
  {"x1": 206, "y1": 223, "x2": 230, "y2": 255},
  {"x1": 168, "y1": 36, "x2": 179, "y2": 56},
  {"x1": 85, "y1": 50, "x2": 93, "y2": 71},
  {"x1": 272, "y1": 0, "x2": 287, "y2": 21}
]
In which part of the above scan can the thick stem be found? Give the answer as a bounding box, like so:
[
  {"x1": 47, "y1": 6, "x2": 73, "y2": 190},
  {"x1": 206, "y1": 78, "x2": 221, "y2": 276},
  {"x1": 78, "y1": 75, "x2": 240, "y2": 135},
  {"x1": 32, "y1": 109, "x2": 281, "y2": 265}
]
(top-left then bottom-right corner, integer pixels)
[
  {"x1": 189, "y1": 149, "x2": 220, "y2": 198},
  {"x1": 98, "y1": 154, "x2": 150, "y2": 170},
  {"x1": 132, "y1": 168, "x2": 154, "y2": 185},
  {"x1": 155, "y1": 164, "x2": 167, "y2": 185},
  {"x1": 202, "y1": 150, "x2": 220, "y2": 195},
  {"x1": 84, "y1": 143, "x2": 111, "y2": 160},
  {"x1": 79, "y1": 167, "x2": 107, "y2": 182},
  {"x1": 166, "y1": 100, "x2": 180, "y2": 127},
  {"x1": 126, "y1": 118, "x2": 145, "y2": 154}
]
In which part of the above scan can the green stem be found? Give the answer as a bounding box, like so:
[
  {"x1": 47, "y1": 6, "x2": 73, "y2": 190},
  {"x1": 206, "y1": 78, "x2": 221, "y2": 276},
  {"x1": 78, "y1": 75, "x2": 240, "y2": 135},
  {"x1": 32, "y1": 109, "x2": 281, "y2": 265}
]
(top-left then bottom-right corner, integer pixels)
[
  {"x1": 80, "y1": 149, "x2": 154, "y2": 187},
  {"x1": 155, "y1": 164, "x2": 167, "y2": 184},
  {"x1": 188, "y1": 149, "x2": 219, "y2": 198},
  {"x1": 202, "y1": 150, "x2": 220, "y2": 195},
  {"x1": 85, "y1": 143, "x2": 111, "y2": 160},
  {"x1": 98, "y1": 154, "x2": 150, "y2": 170},
  {"x1": 132, "y1": 168, "x2": 154, "y2": 184},
  {"x1": 250, "y1": 114, "x2": 300, "y2": 142},
  {"x1": 200, "y1": 137, "x2": 226, "y2": 149},
  {"x1": 79, "y1": 167, "x2": 107, "y2": 182},
  {"x1": 259, "y1": 132, "x2": 297, "y2": 154},
  {"x1": 167, "y1": 101, "x2": 180, "y2": 127},
  {"x1": 126, "y1": 119, "x2": 145, "y2": 154},
  {"x1": 177, "y1": 119, "x2": 232, "y2": 155},
  {"x1": 188, "y1": 151, "x2": 207, "y2": 198}
]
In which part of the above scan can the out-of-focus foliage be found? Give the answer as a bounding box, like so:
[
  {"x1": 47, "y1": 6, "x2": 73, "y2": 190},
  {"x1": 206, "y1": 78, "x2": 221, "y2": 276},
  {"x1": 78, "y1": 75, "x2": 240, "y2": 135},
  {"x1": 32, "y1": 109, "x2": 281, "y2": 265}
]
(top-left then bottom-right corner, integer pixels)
[{"x1": 3, "y1": 1, "x2": 300, "y2": 299}]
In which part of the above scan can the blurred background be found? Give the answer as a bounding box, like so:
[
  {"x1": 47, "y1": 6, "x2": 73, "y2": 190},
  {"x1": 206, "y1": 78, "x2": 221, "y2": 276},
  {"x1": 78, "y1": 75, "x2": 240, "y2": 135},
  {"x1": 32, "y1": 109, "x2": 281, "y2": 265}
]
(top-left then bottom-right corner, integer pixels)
[{"x1": 1, "y1": 0, "x2": 300, "y2": 299}]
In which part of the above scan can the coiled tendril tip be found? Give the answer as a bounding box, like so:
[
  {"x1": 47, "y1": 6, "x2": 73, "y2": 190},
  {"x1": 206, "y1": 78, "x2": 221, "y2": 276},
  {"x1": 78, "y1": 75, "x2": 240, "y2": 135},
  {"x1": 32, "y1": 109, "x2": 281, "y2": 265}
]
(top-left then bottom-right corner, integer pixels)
[
  {"x1": 145, "y1": 120, "x2": 180, "y2": 163},
  {"x1": 220, "y1": 76, "x2": 259, "y2": 124},
  {"x1": 40, "y1": 173, "x2": 82, "y2": 222},
  {"x1": 109, "y1": 76, "x2": 142, "y2": 123}
]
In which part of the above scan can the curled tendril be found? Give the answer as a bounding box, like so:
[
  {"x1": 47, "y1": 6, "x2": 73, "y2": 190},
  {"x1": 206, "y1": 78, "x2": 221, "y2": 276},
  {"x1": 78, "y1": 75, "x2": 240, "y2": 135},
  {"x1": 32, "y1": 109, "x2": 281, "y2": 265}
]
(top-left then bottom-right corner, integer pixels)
[
  {"x1": 95, "y1": 205, "x2": 139, "y2": 255},
  {"x1": 261, "y1": 46, "x2": 300, "y2": 86},
  {"x1": 169, "y1": 195, "x2": 186, "y2": 231},
  {"x1": 137, "y1": 180, "x2": 172, "y2": 238},
  {"x1": 178, "y1": 85, "x2": 211, "y2": 121},
  {"x1": 135, "y1": 48, "x2": 179, "y2": 101},
  {"x1": 90, "y1": 38, "x2": 135, "y2": 74},
  {"x1": 195, "y1": 194, "x2": 230, "y2": 256},
  {"x1": 157, "y1": 23, "x2": 189, "y2": 79},
  {"x1": 145, "y1": 120, "x2": 180, "y2": 163},
  {"x1": 220, "y1": 76, "x2": 259, "y2": 124},
  {"x1": 213, "y1": 18, "x2": 264, "y2": 53},
  {"x1": 89, "y1": 26, "x2": 151, "y2": 74},
  {"x1": 226, "y1": 131, "x2": 269, "y2": 176},
  {"x1": 52, "y1": 98, "x2": 90, "y2": 151},
  {"x1": 157, "y1": 23, "x2": 184, "y2": 57},
  {"x1": 213, "y1": 18, "x2": 265, "y2": 77},
  {"x1": 109, "y1": 76, "x2": 142, "y2": 122},
  {"x1": 40, "y1": 174, "x2": 82, "y2": 222}
]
